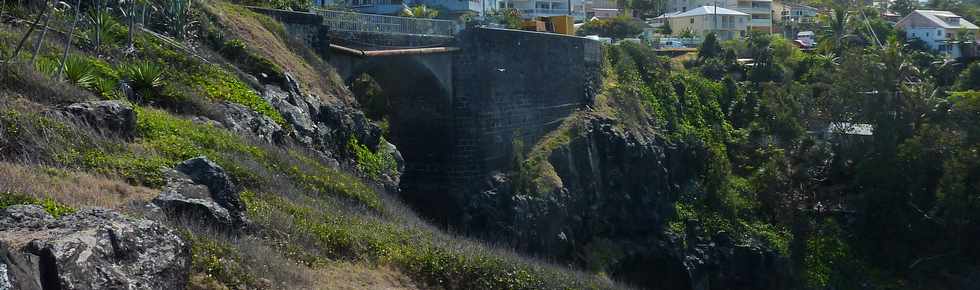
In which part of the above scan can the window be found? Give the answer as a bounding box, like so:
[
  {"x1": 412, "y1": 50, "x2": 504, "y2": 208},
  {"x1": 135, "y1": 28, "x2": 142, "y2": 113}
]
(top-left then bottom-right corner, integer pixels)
[
  {"x1": 690, "y1": 18, "x2": 694, "y2": 23},
  {"x1": 938, "y1": 29, "x2": 942, "y2": 36},
  {"x1": 947, "y1": 33, "x2": 952, "y2": 38}
]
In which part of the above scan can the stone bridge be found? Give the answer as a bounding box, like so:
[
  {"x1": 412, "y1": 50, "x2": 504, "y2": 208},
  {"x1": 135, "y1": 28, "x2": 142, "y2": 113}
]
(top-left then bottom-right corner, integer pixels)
[{"x1": 253, "y1": 7, "x2": 603, "y2": 224}]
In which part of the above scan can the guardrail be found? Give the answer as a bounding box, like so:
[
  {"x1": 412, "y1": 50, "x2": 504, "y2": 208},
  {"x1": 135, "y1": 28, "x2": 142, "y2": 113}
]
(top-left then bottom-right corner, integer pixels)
[{"x1": 316, "y1": 9, "x2": 458, "y2": 37}]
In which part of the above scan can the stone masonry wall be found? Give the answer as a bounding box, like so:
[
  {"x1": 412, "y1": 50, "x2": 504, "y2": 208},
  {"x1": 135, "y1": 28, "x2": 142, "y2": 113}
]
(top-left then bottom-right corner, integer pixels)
[{"x1": 449, "y1": 28, "x2": 602, "y2": 219}]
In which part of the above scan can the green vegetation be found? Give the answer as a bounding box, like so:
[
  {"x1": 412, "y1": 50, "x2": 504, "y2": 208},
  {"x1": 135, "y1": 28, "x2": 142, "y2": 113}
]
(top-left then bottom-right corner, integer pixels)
[
  {"x1": 188, "y1": 234, "x2": 257, "y2": 288},
  {"x1": 0, "y1": 191, "x2": 75, "y2": 218},
  {"x1": 348, "y1": 136, "x2": 397, "y2": 182},
  {"x1": 242, "y1": 191, "x2": 615, "y2": 289},
  {"x1": 575, "y1": 16, "x2": 646, "y2": 39},
  {"x1": 399, "y1": 4, "x2": 439, "y2": 18}
]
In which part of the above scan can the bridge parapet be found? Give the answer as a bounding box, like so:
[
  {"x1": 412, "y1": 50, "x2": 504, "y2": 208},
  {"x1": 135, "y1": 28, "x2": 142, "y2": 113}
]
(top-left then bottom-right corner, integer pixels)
[{"x1": 315, "y1": 9, "x2": 459, "y2": 37}]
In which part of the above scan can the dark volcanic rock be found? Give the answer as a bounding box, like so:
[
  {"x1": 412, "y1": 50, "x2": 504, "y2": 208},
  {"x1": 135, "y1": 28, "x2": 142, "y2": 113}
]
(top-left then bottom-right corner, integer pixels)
[
  {"x1": 260, "y1": 73, "x2": 384, "y2": 157},
  {"x1": 213, "y1": 102, "x2": 285, "y2": 144},
  {"x1": 0, "y1": 205, "x2": 190, "y2": 290},
  {"x1": 56, "y1": 100, "x2": 136, "y2": 138},
  {"x1": 152, "y1": 157, "x2": 249, "y2": 230},
  {"x1": 466, "y1": 115, "x2": 787, "y2": 290}
]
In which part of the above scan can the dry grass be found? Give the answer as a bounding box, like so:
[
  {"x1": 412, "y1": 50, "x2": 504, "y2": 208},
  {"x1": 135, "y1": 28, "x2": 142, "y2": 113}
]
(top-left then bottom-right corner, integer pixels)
[
  {"x1": 0, "y1": 162, "x2": 157, "y2": 209},
  {"x1": 204, "y1": 1, "x2": 353, "y2": 105},
  {"x1": 313, "y1": 261, "x2": 420, "y2": 290}
]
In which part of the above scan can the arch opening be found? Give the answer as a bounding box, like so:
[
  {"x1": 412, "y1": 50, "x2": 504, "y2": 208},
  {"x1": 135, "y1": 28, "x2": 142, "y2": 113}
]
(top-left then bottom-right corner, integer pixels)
[{"x1": 348, "y1": 56, "x2": 454, "y2": 224}]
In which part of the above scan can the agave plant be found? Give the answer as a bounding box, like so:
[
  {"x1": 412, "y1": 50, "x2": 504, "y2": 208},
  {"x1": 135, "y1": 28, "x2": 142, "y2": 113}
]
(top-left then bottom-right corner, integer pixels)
[
  {"x1": 62, "y1": 56, "x2": 96, "y2": 88},
  {"x1": 93, "y1": 76, "x2": 120, "y2": 99},
  {"x1": 87, "y1": 7, "x2": 121, "y2": 49},
  {"x1": 157, "y1": 0, "x2": 197, "y2": 41},
  {"x1": 121, "y1": 61, "x2": 165, "y2": 100}
]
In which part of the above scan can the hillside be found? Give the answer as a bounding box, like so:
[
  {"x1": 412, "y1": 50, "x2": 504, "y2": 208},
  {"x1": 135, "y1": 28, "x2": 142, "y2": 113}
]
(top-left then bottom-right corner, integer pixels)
[
  {"x1": 0, "y1": 1, "x2": 622, "y2": 289},
  {"x1": 2, "y1": 0, "x2": 980, "y2": 289}
]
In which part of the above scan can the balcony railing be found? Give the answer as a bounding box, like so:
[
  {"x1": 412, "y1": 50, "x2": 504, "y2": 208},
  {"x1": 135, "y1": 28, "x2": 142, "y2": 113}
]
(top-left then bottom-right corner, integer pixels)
[
  {"x1": 316, "y1": 9, "x2": 459, "y2": 37},
  {"x1": 519, "y1": 8, "x2": 586, "y2": 18},
  {"x1": 735, "y1": 7, "x2": 771, "y2": 14}
]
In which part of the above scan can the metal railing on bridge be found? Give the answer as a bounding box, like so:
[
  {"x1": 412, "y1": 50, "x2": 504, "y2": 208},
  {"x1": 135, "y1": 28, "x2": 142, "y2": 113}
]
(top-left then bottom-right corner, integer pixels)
[{"x1": 315, "y1": 9, "x2": 458, "y2": 37}]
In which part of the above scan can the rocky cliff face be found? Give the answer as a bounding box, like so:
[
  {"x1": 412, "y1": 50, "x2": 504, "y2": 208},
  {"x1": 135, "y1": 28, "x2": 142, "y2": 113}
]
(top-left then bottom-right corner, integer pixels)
[{"x1": 465, "y1": 114, "x2": 787, "y2": 289}]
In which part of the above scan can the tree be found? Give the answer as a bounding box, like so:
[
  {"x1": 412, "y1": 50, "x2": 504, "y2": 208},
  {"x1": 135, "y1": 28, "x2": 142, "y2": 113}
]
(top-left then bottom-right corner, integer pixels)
[
  {"x1": 3, "y1": 1, "x2": 51, "y2": 75},
  {"x1": 699, "y1": 32, "x2": 722, "y2": 59},
  {"x1": 30, "y1": 0, "x2": 56, "y2": 65},
  {"x1": 818, "y1": 6, "x2": 851, "y2": 54},
  {"x1": 659, "y1": 19, "x2": 672, "y2": 35},
  {"x1": 56, "y1": 0, "x2": 81, "y2": 80},
  {"x1": 575, "y1": 16, "x2": 645, "y2": 39},
  {"x1": 890, "y1": 0, "x2": 918, "y2": 16},
  {"x1": 956, "y1": 62, "x2": 980, "y2": 90},
  {"x1": 400, "y1": 4, "x2": 439, "y2": 18}
]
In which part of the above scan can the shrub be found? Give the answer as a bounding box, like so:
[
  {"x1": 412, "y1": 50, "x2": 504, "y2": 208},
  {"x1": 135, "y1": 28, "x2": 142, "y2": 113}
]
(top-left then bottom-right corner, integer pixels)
[
  {"x1": 0, "y1": 191, "x2": 75, "y2": 218},
  {"x1": 576, "y1": 16, "x2": 646, "y2": 39},
  {"x1": 348, "y1": 136, "x2": 397, "y2": 181},
  {"x1": 121, "y1": 61, "x2": 166, "y2": 101}
]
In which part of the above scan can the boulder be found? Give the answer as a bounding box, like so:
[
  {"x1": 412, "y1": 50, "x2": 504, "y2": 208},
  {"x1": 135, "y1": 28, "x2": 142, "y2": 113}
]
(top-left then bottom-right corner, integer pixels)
[
  {"x1": 0, "y1": 205, "x2": 190, "y2": 290},
  {"x1": 152, "y1": 157, "x2": 249, "y2": 230},
  {"x1": 213, "y1": 102, "x2": 285, "y2": 144},
  {"x1": 57, "y1": 100, "x2": 136, "y2": 138}
]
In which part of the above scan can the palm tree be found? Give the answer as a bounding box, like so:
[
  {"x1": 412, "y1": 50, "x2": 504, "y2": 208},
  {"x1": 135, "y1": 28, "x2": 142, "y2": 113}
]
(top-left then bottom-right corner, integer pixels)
[
  {"x1": 817, "y1": 6, "x2": 851, "y2": 54},
  {"x1": 400, "y1": 4, "x2": 439, "y2": 18},
  {"x1": 30, "y1": 0, "x2": 57, "y2": 65},
  {"x1": 3, "y1": 0, "x2": 51, "y2": 75}
]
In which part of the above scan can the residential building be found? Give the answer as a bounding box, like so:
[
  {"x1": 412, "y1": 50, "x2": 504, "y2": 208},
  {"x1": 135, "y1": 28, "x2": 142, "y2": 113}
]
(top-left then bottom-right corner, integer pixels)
[
  {"x1": 896, "y1": 10, "x2": 979, "y2": 58},
  {"x1": 661, "y1": 6, "x2": 750, "y2": 40},
  {"x1": 585, "y1": 0, "x2": 619, "y2": 18},
  {"x1": 497, "y1": 0, "x2": 587, "y2": 20},
  {"x1": 318, "y1": 0, "x2": 485, "y2": 17},
  {"x1": 776, "y1": 2, "x2": 817, "y2": 24},
  {"x1": 665, "y1": 0, "x2": 772, "y2": 32}
]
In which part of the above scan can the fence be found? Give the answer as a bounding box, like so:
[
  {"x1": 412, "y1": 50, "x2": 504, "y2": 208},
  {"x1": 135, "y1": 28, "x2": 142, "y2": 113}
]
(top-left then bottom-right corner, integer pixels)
[{"x1": 316, "y1": 9, "x2": 458, "y2": 37}]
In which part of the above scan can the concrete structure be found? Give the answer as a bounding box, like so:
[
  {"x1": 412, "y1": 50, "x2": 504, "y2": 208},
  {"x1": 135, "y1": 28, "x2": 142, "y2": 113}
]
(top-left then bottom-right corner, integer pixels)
[
  {"x1": 497, "y1": 0, "x2": 587, "y2": 20},
  {"x1": 665, "y1": 0, "x2": 772, "y2": 32},
  {"x1": 257, "y1": 7, "x2": 602, "y2": 224},
  {"x1": 897, "y1": 10, "x2": 979, "y2": 58},
  {"x1": 661, "y1": 6, "x2": 750, "y2": 40}
]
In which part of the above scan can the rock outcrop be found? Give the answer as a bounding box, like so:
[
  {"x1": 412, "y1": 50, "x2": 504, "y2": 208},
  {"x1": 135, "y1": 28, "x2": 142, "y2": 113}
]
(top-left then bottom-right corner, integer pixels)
[
  {"x1": 213, "y1": 102, "x2": 285, "y2": 144},
  {"x1": 0, "y1": 205, "x2": 190, "y2": 290},
  {"x1": 466, "y1": 115, "x2": 787, "y2": 290},
  {"x1": 260, "y1": 74, "x2": 383, "y2": 160},
  {"x1": 52, "y1": 100, "x2": 137, "y2": 138},
  {"x1": 152, "y1": 157, "x2": 249, "y2": 230}
]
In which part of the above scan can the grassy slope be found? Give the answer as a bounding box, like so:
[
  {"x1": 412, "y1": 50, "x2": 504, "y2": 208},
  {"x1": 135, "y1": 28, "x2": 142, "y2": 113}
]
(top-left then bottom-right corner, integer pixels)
[{"x1": 0, "y1": 1, "x2": 625, "y2": 289}]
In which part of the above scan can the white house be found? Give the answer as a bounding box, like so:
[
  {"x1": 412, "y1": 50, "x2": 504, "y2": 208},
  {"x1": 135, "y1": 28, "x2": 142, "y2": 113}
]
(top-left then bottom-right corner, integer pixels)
[
  {"x1": 661, "y1": 6, "x2": 750, "y2": 40},
  {"x1": 896, "y1": 10, "x2": 979, "y2": 58},
  {"x1": 665, "y1": 0, "x2": 772, "y2": 32}
]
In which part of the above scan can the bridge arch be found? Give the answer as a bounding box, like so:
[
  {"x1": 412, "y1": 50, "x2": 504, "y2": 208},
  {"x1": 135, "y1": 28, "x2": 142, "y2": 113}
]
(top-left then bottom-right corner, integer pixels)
[{"x1": 344, "y1": 54, "x2": 455, "y2": 217}]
